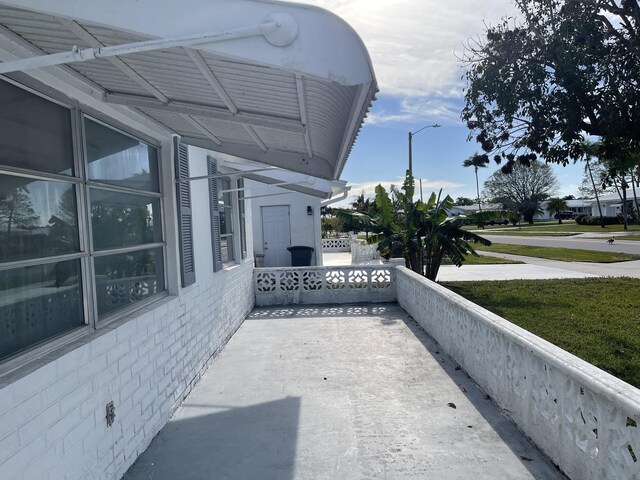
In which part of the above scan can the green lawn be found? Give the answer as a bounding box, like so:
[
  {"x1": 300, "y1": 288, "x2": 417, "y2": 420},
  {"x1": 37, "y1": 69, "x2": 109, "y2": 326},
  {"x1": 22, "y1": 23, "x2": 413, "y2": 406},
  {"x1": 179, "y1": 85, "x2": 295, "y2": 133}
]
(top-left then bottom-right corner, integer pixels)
[
  {"x1": 476, "y1": 231, "x2": 580, "y2": 237},
  {"x1": 474, "y1": 243, "x2": 640, "y2": 263},
  {"x1": 445, "y1": 278, "x2": 640, "y2": 388},
  {"x1": 470, "y1": 222, "x2": 640, "y2": 234},
  {"x1": 443, "y1": 254, "x2": 523, "y2": 266}
]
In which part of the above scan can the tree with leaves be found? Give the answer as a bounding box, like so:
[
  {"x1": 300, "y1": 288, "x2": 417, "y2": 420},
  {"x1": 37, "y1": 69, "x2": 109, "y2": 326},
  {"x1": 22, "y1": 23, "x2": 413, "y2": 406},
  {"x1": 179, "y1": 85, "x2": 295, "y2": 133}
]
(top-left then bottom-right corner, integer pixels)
[
  {"x1": 462, "y1": 153, "x2": 490, "y2": 212},
  {"x1": 0, "y1": 187, "x2": 39, "y2": 241},
  {"x1": 462, "y1": 0, "x2": 640, "y2": 173},
  {"x1": 483, "y1": 160, "x2": 558, "y2": 223},
  {"x1": 546, "y1": 197, "x2": 569, "y2": 224}
]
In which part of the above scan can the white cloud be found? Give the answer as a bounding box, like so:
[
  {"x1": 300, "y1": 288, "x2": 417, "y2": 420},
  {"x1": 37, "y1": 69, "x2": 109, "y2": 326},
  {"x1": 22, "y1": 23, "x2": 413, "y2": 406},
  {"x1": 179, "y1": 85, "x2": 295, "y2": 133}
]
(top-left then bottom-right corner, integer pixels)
[
  {"x1": 348, "y1": 178, "x2": 465, "y2": 200},
  {"x1": 298, "y1": 0, "x2": 518, "y2": 97},
  {"x1": 297, "y1": 0, "x2": 519, "y2": 124},
  {"x1": 366, "y1": 96, "x2": 462, "y2": 126}
]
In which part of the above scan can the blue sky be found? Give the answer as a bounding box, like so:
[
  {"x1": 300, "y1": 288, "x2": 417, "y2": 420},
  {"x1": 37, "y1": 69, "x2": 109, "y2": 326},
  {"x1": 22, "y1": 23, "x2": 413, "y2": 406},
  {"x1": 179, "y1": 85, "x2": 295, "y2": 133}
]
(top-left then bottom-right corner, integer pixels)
[{"x1": 299, "y1": 0, "x2": 586, "y2": 205}]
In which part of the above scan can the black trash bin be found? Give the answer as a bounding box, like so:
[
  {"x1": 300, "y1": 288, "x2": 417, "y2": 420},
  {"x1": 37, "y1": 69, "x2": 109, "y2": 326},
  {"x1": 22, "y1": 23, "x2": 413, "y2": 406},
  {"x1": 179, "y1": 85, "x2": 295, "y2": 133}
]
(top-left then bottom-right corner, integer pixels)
[{"x1": 287, "y1": 246, "x2": 314, "y2": 266}]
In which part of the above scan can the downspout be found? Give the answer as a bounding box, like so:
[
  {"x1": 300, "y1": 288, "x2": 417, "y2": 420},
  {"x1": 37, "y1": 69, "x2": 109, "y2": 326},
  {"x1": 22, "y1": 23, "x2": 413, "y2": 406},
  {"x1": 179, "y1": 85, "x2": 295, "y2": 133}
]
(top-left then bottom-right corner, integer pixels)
[{"x1": 320, "y1": 187, "x2": 352, "y2": 207}]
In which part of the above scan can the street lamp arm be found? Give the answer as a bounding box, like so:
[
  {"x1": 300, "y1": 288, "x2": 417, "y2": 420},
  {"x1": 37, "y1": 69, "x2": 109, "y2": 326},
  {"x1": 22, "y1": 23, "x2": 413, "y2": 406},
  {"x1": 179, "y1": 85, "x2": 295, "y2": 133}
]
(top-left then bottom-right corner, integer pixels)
[
  {"x1": 408, "y1": 123, "x2": 441, "y2": 176},
  {"x1": 410, "y1": 123, "x2": 441, "y2": 136}
]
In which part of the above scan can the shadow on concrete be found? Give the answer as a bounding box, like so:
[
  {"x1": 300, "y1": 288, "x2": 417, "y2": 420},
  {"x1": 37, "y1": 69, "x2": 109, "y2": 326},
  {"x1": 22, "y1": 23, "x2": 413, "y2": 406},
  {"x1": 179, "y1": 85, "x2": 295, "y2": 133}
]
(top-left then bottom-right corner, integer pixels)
[{"x1": 124, "y1": 396, "x2": 301, "y2": 480}]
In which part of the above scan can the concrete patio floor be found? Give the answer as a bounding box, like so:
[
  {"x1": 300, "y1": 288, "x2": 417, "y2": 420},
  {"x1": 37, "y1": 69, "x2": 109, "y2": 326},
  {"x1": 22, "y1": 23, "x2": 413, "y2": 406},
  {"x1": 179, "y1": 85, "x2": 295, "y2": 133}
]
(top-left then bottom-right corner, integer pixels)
[{"x1": 124, "y1": 304, "x2": 565, "y2": 480}]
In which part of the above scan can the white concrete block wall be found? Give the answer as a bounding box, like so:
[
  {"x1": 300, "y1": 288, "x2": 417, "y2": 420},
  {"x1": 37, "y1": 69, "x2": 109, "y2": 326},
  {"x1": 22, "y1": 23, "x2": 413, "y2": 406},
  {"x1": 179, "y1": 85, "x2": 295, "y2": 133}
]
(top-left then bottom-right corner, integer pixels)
[
  {"x1": 395, "y1": 266, "x2": 640, "y2": 480},
  {"x1": 0, "y1": 259, "x2": 254, "y2": 480}
]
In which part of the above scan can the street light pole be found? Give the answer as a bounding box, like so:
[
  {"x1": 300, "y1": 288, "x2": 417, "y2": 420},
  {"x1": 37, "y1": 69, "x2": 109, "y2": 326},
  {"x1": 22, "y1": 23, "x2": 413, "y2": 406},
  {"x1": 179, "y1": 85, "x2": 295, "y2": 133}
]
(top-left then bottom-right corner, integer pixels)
[{"x1": 408, "y1": 124, "x2": 441, "y2": 177}]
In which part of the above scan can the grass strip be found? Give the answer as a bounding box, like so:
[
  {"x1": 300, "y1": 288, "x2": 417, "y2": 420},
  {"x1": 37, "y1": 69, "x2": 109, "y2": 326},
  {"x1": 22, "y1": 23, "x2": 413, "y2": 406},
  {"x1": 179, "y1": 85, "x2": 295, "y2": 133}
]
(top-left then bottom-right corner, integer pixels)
[
  {"x1": 473, "y1": 231, "x2": 579, "y2": 237},
  {"x1": 443, "y1": 254, "x2": 523, "y2": 265},
  {"x1": 445, "y1": 278, "x2": 640, "y2": 389},
  {"x1": 467, "y1": 223, "x2": 640, "y2": 234},
  {"x1": 474, "y1": 243, "x2": 640, "y2": 263}
]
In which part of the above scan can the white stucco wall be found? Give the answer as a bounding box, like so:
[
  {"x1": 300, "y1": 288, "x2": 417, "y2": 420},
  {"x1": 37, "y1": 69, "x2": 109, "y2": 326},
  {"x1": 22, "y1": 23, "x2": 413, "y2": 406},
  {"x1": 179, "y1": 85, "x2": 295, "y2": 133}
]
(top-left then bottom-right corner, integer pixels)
[
  {"x1": 248, "y1": 180, "x2": 322, "y2": 266},
  {"x1": 0, "y1": 80, "x2": 255, "y2": 479}
]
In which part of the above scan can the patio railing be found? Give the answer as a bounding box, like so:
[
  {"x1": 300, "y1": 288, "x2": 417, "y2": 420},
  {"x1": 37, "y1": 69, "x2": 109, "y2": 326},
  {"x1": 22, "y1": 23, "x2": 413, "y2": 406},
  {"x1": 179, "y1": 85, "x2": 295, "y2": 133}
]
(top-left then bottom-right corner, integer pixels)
[
  {"x1": 321, "y1": 237, "x2": 350, "y2": 252},
  {"x1": 254, "y1": 265, "x2": 394, "y2": 306},
  {"x1": 395, "y1": 267, "x2": 640, "y2": 480}
]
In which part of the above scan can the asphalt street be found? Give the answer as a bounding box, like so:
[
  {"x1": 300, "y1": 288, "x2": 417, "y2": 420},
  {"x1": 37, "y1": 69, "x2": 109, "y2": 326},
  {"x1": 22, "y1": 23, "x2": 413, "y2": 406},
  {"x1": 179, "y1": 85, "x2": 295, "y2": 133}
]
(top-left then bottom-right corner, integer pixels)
[{"x1": 482, "y1": 234, "x2": 640, "y2": 255}]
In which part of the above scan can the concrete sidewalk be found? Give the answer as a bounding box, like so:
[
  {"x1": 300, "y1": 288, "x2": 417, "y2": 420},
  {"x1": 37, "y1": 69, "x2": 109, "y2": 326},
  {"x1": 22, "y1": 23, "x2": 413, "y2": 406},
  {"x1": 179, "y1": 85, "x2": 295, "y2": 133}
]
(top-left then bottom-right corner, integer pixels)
[
  {"x1": 323, "y1": 251, "x2": 639, "y2": 281},
  {"x1": 124, "y1": 305, "x2": 564, "y2": 480},
  {"x1": 436, "y1": 252, "x2": 640, "y2": 282}
]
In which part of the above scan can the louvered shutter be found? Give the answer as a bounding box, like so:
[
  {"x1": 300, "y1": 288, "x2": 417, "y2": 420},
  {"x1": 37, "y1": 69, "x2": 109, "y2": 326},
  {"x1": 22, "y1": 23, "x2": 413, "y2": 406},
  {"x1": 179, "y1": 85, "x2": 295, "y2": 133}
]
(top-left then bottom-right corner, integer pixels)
[
  {"x1": 174, "y1": 138, "x2": 196, "y2": 286},
  {"x1": 208, "y1": 156, "x2": 223, "y2": 272},
  {"x1": 237, "y1": 178, "x2": 247, "y2": 259}
]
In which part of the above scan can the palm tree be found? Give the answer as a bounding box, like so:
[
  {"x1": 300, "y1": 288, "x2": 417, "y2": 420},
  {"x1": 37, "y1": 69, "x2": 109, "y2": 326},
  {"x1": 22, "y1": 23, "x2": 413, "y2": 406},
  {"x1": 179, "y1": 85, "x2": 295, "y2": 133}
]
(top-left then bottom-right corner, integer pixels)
[
  {"x1": 546, "y1": 197, "x2": 568, "y2": 224},
  {"x1": 462, "y1": 154, "x2": 490, "y2": 213},
  {"x1": 579, "y1": 140, "x2": 605, "y2": 227}
]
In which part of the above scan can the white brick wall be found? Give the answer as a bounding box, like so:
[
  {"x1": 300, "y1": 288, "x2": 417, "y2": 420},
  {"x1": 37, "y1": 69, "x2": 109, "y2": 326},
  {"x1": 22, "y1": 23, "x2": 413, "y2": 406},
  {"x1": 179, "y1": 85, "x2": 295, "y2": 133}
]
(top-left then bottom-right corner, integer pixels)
[{"x1": 0, "y1": 259, "x2": 254, "y2": 480}]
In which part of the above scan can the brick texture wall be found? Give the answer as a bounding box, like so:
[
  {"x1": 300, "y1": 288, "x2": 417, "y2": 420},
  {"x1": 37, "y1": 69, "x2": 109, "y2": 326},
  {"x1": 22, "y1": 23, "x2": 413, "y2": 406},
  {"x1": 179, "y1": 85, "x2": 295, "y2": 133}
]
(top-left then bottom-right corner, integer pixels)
[{"x1": 0, "y1": 259, "x2": 254, "y2": 480}]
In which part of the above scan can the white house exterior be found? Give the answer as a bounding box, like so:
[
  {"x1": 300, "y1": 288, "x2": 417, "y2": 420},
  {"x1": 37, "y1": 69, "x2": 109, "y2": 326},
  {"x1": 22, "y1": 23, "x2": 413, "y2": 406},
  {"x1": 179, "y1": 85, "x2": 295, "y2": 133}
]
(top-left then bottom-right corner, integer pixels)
[
  {"x1": 247, "y1": 174, "x2": 348, "y2": 267},
  {"x1": 450, "y1": 203, "x2": 502, "y2": 217},
  {"x1": 536, "y1": 198, "x2": 594, "y2": 220},
  {"x1": 537, "y1": 195, "x2": 639, "y2": 220},
  {"x1": 0, "y1": 1, "x2": 376, "y2": 479}
]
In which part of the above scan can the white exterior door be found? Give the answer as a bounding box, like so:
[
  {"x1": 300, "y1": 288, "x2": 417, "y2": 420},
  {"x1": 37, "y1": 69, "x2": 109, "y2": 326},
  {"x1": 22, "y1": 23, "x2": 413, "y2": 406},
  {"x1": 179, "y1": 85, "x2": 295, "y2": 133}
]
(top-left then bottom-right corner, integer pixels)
[{"x1": 262, "y1": 206, "x2": 291, "y2": 267}]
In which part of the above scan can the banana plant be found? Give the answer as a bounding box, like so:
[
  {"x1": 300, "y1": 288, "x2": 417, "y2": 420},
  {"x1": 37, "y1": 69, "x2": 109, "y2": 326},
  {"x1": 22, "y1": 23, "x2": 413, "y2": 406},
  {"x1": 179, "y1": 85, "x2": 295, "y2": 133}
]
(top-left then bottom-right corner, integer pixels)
[
  {"x1": 334, "y1": 172, "x2": 491, "y2": 280},
  {"x1": 372, "y1": 172, "x2": 492, "y2": 280},
  {"x1": 419, "y1": 191, "x2": 492, "y2": 280}
]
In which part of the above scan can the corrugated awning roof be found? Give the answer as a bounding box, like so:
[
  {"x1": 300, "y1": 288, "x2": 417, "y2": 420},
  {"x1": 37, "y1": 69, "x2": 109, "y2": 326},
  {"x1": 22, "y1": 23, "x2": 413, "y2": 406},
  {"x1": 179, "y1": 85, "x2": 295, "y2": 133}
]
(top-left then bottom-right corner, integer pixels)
[{"x1": 0, "y1": 0, "x2": 377, "y2": 180}]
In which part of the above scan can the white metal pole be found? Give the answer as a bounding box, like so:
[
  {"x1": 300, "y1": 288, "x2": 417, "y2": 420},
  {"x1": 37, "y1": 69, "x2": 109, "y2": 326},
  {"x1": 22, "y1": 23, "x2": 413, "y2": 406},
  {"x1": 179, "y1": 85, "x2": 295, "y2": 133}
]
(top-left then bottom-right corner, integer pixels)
[{"x1": 0, "y1": 22, "x2": 277, "y2": 74}]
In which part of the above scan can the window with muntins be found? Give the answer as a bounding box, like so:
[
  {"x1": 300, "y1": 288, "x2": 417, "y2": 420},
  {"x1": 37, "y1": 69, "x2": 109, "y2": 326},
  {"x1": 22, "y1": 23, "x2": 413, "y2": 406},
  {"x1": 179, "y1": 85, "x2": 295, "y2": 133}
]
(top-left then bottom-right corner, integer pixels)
[{"x1": 0, "y1": 79, "x2": 165, "y2": 363}]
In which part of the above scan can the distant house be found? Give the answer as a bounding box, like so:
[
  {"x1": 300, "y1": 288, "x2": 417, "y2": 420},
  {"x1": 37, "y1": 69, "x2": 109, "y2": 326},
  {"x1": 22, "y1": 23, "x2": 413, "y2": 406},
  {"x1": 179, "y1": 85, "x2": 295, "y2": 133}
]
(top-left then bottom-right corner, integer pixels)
[
  {"x1": 596, "y1": 193, "x2": 640, "y2": 217},
  {"x1": 450, "y1": 203, "x2": 502, "y2": 217},
  {"x1": 537, "y1": 195, "x2": 639, "y2": 220},
  {"x1": 536, "y1": 199, "x2": 594, "y2": 220}
]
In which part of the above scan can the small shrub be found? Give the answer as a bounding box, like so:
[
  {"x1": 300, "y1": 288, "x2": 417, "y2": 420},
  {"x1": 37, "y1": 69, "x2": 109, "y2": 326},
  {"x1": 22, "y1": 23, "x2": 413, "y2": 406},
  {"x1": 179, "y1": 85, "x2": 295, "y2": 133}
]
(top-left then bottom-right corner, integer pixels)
[{"x1": 575, "y1": 215, "x2": 621, "y2": 226}]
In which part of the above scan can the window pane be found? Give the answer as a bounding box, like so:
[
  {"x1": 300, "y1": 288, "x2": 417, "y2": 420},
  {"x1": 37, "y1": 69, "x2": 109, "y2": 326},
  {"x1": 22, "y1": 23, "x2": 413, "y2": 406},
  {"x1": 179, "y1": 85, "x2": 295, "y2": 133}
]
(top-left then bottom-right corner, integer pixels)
[
  {"x1": 0, "y1": 175, "x2": 79, "y2": 262},
  {"x1": 0, "y1": 80, "x2": 74, "y2": 176},
  {"x1": 221, "y1": 236, "x2": 234, "y2": 263},
  {"x1": 85, "y1": 119, "x2": 159, "y2": 192},
  {"x1": 0, "y1": 259, "x2": 84, "y2": 361},
  {"x1": 218, "y1": 179, "x2": 233, "y2": 236},
  {"x1": 90, "y1": 189, "x2": 161, "y2": 251},
  {"x1": 94, "y1": 247, "x2": 165, "y2": 318}
]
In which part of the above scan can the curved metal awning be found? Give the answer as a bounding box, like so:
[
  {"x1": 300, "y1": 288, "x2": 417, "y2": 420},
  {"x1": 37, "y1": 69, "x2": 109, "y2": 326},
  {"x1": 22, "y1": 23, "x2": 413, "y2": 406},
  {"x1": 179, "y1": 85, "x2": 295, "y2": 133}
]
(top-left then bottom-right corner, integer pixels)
[{"x1": 0, "y1": 0, "x2": 377, "y2": 180}]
